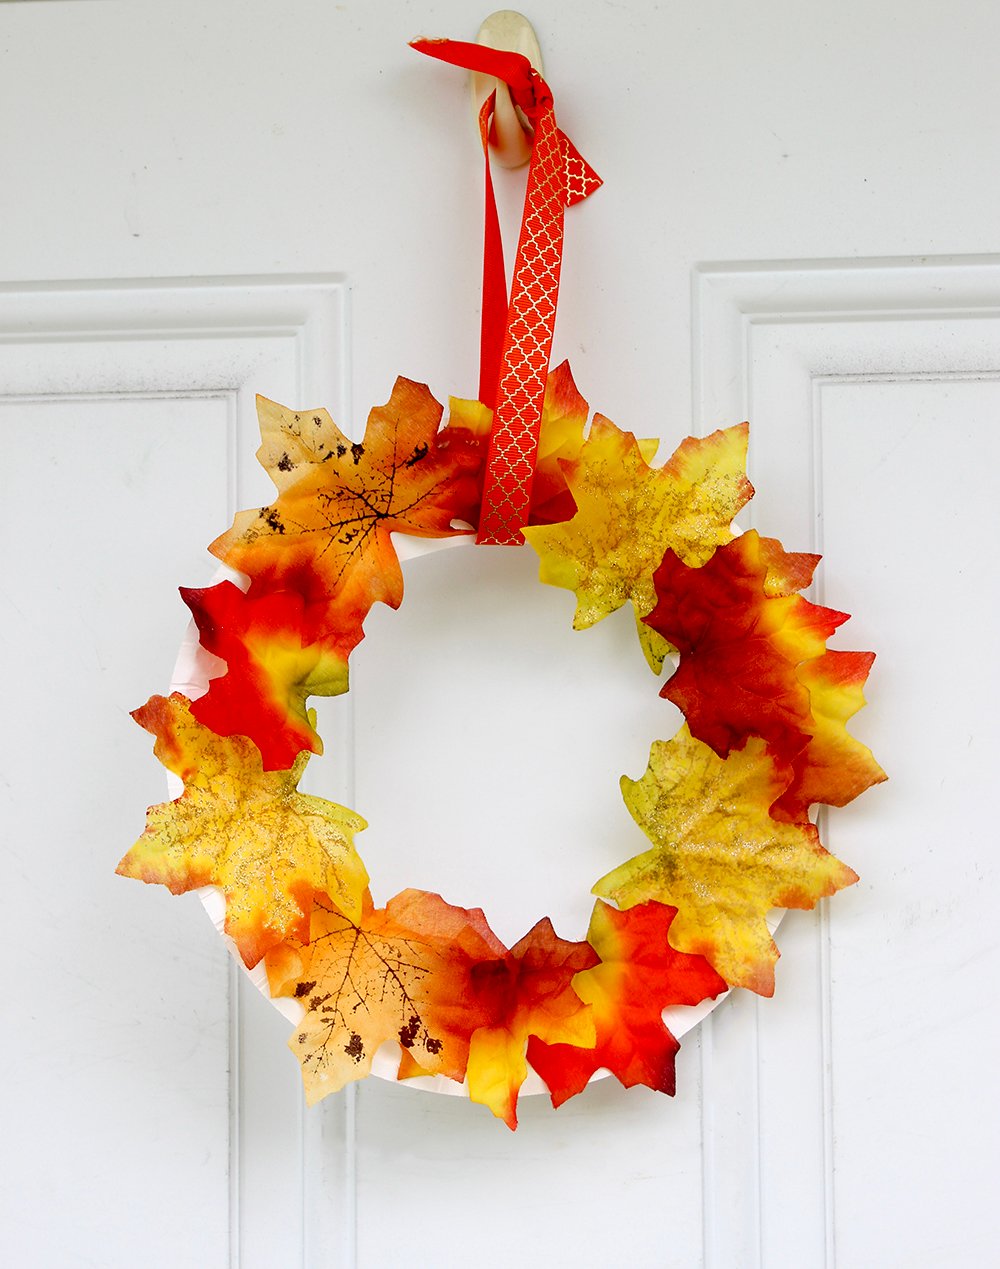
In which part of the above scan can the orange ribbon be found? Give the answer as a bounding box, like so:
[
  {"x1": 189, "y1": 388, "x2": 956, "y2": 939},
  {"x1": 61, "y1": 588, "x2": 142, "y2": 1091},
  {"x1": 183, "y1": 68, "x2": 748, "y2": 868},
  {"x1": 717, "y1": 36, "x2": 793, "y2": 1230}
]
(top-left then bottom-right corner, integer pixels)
[{"x1": 412, "y1": 38, "x2": 601, "y2": 545}]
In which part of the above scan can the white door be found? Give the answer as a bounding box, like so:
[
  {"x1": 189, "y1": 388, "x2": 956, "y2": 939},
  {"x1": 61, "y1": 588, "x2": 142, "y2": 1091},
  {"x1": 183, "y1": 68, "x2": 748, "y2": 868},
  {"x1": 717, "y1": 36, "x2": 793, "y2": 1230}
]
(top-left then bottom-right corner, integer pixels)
[{"x1": 3, "y1": 3, "x2": 997, "y2": 1267}]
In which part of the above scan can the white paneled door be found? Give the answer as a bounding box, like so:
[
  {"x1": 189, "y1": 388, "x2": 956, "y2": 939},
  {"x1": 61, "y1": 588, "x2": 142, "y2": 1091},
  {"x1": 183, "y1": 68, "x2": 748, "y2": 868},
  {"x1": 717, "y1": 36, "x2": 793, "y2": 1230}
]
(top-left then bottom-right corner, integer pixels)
[{"x1": 2, "y1": 5, "x2": 998, "y2": 1268}]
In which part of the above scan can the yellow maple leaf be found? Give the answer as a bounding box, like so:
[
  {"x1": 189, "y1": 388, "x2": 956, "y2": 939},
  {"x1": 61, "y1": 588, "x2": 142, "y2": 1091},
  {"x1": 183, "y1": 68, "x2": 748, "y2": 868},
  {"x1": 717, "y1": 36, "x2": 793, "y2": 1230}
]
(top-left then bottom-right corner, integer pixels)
[
  {"x1": 523, "y1": 417, "x2": 753, "y2": 671},
  {"x1": 594, "y1": 726, "x2": 857, "y2": 995},
  {"x1": 267, "y1": 891, "x2": 477, "y2": 1102},
  {"x1": 117, "y1": 694, "x2": 368, "y2": 968}
]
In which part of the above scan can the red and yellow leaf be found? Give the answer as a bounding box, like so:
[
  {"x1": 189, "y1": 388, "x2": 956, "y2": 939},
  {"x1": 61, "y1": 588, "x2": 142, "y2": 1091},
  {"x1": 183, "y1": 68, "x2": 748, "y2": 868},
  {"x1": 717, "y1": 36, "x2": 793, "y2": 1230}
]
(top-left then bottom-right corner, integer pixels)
[
  {"x1": 524, "y1": 418, "x2": 753, "y2": 671},
  {"x1": 649, "y1": 531, "x2": 848, "y2": 760},
  {"x1": 465, "y1": 919, "x2": 598, "y2": 1129},
  {"x1": 383, "y1": 888, "x2": 511, "y2": 1083},
  {"x1": 209, "y1": 379, "x2": 482, "y2": 625},
  {"x1": 527, "y1": 899, "x2": 727, "y2": 1106},
  {"x1": 266, "y1": 889, "x2": 508, "y2": 1102},
  {"x1": 594, "y1": 726, "x2": 858, "y2": 995},
  {"x1": 448, "y1": 360, "x2": 657, "y2": 527},
  {"x1": 772, "y1": 650, "x2": 887, "y2": 820},
  {"x1": 181, "y1": 581, "x2": 357, "y2": 771},
  {"x1": 756, "y1": 534, "x2": 821, "y2": 596},
  {"x1": 117, "y1": 693, "x2": 368, "y2": 967}
]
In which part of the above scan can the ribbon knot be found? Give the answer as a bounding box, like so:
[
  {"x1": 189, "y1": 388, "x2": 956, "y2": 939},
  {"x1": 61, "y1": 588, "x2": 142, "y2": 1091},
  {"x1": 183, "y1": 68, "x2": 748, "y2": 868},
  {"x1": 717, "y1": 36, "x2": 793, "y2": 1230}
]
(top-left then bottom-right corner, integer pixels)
[{"x1": 512, "y1": 68, "x2": 553, "y2": 116}]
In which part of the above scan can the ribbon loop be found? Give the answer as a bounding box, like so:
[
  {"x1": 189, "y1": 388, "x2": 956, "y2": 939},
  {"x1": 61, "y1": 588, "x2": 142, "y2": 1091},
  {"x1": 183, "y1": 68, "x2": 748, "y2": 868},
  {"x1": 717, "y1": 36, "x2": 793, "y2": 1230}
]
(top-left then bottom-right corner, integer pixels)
[
  {"x1": 413, "y1": 38, "x2": 551, "y2": 116},
  {"x1": 412, "y1": 37, "x2": 601, "y2": 545}
]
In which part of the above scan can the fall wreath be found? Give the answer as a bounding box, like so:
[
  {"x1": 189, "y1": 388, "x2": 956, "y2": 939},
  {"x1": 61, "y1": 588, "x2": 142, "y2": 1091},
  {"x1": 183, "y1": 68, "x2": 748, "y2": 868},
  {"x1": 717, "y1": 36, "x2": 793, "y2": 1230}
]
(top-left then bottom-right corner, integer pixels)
[{"x1": 118, "y1": 38, "x2": 885, "y2": 1129}]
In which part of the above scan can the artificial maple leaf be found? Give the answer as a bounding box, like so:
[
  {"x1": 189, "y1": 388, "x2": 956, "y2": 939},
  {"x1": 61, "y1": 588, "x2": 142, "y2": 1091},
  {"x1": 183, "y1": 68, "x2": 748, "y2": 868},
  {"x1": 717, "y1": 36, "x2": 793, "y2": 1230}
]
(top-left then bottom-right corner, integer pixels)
[
  {"x1": 266, "y1": 888, "x2": 508, "y2": 1101},
  {"x1": 386, "y1": 889, "x2": 511, "y2": 1083},
  {"x1": 448, "y1": 360, "x2": 658, "y2": 526},
  {"x1": 180, "y1": 581, "x2": 357, "y2": 771},
  {"x1": 649, "y1": 531, "x2": 849, "y2": 760},
  {"x1": 594, "y1": 726, "x2": 858, "y2": 995},
  {"x1": 755, "y1": 534, "x2": 821, "y2": 596},
  {"x1": 464, "y1": 918, "x2": 597, "y2": 1129},
  {"x1": 523, "y1": 417, "x2": 753, "y2": 671},
  {"x1": 527, "y1": 900, "x2": 727, "y2": 1107},
  {"x1": 209, "y1": 379, "x2": 482, "y2": 626},
  {"x1": 117, "y1": 693, "x2": 368, "y2": 967},
  {"x1": 771, "y1": 650, "x2": 887, "y2": 821}
]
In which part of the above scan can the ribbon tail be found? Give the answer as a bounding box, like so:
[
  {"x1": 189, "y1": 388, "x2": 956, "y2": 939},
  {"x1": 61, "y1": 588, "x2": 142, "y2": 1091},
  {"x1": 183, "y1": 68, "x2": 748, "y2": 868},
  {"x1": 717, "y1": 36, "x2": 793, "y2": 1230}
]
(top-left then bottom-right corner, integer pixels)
[
  {"x1": 479, "y1": 93, "x2": 509, "y2": 410},
  {"x1": 410, "y1": 38, "x2": 546, "y2": 113},
  {"x1": 560, "y1": 131, "x2": 603, "y2": 205}
]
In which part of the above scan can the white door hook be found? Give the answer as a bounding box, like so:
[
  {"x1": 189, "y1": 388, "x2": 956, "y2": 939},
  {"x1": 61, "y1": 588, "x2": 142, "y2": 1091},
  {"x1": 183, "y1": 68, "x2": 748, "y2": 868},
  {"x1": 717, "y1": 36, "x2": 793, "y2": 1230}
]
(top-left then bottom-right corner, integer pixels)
[{"x1": 471, "y1": 10, "x2": 544, "y2": 169}]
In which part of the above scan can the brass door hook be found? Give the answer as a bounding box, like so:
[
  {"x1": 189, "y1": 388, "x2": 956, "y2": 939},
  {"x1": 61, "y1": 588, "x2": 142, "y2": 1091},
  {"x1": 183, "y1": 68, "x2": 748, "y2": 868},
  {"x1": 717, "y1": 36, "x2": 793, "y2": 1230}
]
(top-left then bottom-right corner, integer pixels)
[{"x1": 471, "y1": 10, "x2": 544, "y2": 168}]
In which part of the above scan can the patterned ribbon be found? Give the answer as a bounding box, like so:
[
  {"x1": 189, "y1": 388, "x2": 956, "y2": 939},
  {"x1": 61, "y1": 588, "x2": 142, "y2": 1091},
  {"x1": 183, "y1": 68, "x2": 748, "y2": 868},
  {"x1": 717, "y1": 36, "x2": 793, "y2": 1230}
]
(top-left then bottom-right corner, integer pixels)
[{"x1": 412, "y1": 38, "x2": 601, "y2": 545}]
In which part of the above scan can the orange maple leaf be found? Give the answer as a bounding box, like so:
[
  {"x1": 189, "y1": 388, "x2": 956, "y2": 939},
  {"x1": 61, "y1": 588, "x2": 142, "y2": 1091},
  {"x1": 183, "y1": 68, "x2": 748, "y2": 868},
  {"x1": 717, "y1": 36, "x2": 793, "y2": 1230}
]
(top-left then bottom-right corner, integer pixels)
[
  {"x1": 388, "y1": 890, "x2": 514, "y2": 1084},
  {"x1": 181, "y1": 581, "x2": 358, "y2": 771},
  {"x1": 464, "y1": 919, "x2": 598, "y2": 1129},
  {"x1": 527, "y1": 900, "x2": 727, "y2": 1106},
  {"x1": 265, "y1": 889, "x2": 508, "y2": 1101},
  {"x1": 649, "y1": 530, "x2": 849, "y2": 760},
  {"x1": 594, "y1": 727, "x2": 858, "y2": 995},
  {"x1": 117, "y1": 694, "x2": 368, "y2": 967},
  {"x1": 771, "y1": 650, "x2": 887, "y2": 820},
  {"x1": 209, "y1": 379, "x2": 482, "y2": 628},
  {"x1": 394, "y1": 914, "x2": 600, "y2": 1128}
]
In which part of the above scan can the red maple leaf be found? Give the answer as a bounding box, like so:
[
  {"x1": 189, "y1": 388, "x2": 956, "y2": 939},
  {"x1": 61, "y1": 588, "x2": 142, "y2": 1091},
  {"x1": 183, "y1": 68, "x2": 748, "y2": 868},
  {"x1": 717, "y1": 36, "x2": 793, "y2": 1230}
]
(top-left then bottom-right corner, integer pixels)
[{"x1": 528, "y1": 900, "x2": 726, "y2": 1106}]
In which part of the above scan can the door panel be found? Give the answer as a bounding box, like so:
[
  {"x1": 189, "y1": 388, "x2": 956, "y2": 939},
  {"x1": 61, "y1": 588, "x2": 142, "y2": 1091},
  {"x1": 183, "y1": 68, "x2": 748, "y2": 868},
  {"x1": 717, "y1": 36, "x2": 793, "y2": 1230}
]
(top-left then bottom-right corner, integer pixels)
[
  {"x1": 2, "y1": 392, "x2": 232, "y2": 1267},
  {"x1": 822, "y1": 376, "x2": 998, "y2": 1267},
  {"x1": 0, "y1": 280, "x2": 345, "y2": 1268},
  {"x1": 698, "y1": 261, "x2": 1000, "y2": 1268}
]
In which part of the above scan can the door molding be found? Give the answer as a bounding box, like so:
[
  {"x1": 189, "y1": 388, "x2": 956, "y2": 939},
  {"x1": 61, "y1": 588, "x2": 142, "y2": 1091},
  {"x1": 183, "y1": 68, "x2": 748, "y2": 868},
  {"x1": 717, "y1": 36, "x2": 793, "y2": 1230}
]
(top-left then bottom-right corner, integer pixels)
[
  {"x1": 693, "y1": 253, "x2": 1000, "y2": 1269},
  {"x1": 0, "y1": 273, "x2": 349, "y2": 1269},
  {"x1": 694, "y1": 254, "x2": 1000, "y2": 427}
]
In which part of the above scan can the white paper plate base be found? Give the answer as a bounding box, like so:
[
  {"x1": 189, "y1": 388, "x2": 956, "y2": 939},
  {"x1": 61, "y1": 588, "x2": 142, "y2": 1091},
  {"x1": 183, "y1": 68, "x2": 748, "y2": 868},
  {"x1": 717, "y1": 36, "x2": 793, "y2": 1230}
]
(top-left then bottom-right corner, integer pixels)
[{"x1": 172, "y1": 533, "x2": 783, "y2": 1099}]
